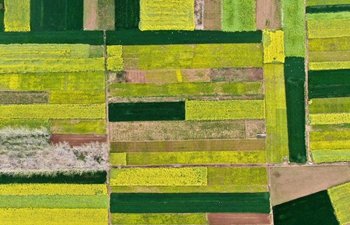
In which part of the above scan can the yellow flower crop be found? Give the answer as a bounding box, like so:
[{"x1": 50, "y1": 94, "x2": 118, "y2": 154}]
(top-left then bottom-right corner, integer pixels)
[
  {"x1": 4, "y1": 0, "x2": 30, "y2": 32},
  {"x1": 112, "y1": 213, "x2": 207, "y2": 224},
  {"x1": 263, "y1": 30, "x2": 285, "y2": 63},
  {"x1": 107, "y1": 45, "x2": 123, "y2": 71},
  {"x1": 310, "y1": 140, "x2": 350, "y2": 150},
  {"x1": 110, "y1": 153, "x2": 127, "y2": 166},
  {"x1": 110, "y1": 167, "x2": 208, "y2": 186},
  {"x1": 328, "y1": 182, "x2": 350, "y2": 225},
  {"x1": 309, "y1": 113, "x2": 350, "y2": 125},
  {"x1": 308, "y1": 18, "x2": 350, "y2": 39},
  {"x1": 309, "y1": 61, "x2": 350, "y2": 70}
]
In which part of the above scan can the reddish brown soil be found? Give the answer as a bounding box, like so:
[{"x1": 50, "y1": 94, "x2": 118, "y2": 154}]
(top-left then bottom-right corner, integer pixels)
[
  {"x1": 270, "y1": 166, "x2": 350, "y2": 206},
  {"x1": 207, "y1": 213, "x2": 270, "y2": 225},
  {"x1": 125, "y1": 70, "x2": 146, "y2": 83},
  {"x1": 50, "y1": 134, "x2": 107, "y2": 147},
  {"x1": 203, "y1": 0, "x2": 221, "y2": 30},
  {"x1": 256, "y1": 0, "x2": 281, "y2": 30},
  {"x1": 84, "y1": 0, "x2": 98, "y2": 30}
]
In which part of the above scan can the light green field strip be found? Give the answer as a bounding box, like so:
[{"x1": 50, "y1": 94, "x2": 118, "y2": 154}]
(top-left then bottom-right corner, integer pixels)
[
  {"x1": 310, "y1": 130, "x2": 350, "y2": 141},
  {"x1": 4, "y1": 0, "x2": 30, "y2": 32},
  {"x1": 307, "y1": 12, "x2": 350, "y2": 21},
  {"x1": 50, "y1": 90, "x2": 105, "y2": 104},
  {"x1": 0, "y1": 104, "x2": 106, "y2": 119},
  {"x1": 264, "y1": 64, "x2": 289, "y2": 163},
  {"x1": 307, "y1": 0, "x2": 350, "y2": 6},
  {"x1": 0, "y1": 44, "x2": 90, "y2": 59},
  {"x1": 0, "y1": 208, "x2": 108, "y2": 225},
  {"x1": 107, "y1": 45, "x2": 123, "y2": 71},
  {"x1": 185, "y1": 100, "x2": 265, "y2": 120},
  {"x1": 139, "y1": 0, "x2": 195, "y2": 31},
  {"x1": 309, "y1": 37, "x2": 350, "y2": 52},
  {"x1": 312, "y1": 149, "x2": 350, "y2": 163},
  {"x1": 222, "y1": 0, "x2": 256, "y2": 32},
  {"x1": 125, "y1": 151, "x2": 266, "y2": 165},
  {"x1": 308, "y1": 19, "x2": 350, "y2": 39},
  {"x1": 310, "y1": 113, "x2": 350, "y2": 125},
  {"x1": 0, "y1": 72, "x2": 105, "y2": 91},
  {"x1": 0, "y1": 58, "x2": 105, "y2": 73},
  {"x1": 110, "y1": 167, "x2": 207, "y2": 186},
  {"x1": 309, "y1": 61, "x2": 350, "y2": 70},
  {"x1": 111, "y1": 167, "x2": 268, "y2": 193},
  {"x1": 0, "y1": 184, "x2": 107, "y2": 195},
  {"x1": 109, "y1": 82, "x2": 263, "y2": 98},
  {"x1": 0, "y1": 119, "x2": 49, "y2": 129},
  {"x1": 309, "y1": 97, "x2": 350, "y2": 113},
  {"x1": 328, "y1": 182, "x2": 350, "y2": 225},
  {"x1": 123, "y1": 44, "x2": 263, "y2": 70},
  {"x1": 112, "y1": 213, "x2": 207, "y2": 225},
  {"x1": 310, "y1": 140, "x2": 350, "y2": 150},
  {"x1": 50, "y1": 119, "x2": 106, "y2": 134},
  {"x1": 309, "y1": 51, "x2": 350, "y2": 62},
  {"x1": 0, "y1": 195, "x2": 108, "y2": 208},
  {"x1": 281, "y1": 0, "x2": 306, "y2": 57}
]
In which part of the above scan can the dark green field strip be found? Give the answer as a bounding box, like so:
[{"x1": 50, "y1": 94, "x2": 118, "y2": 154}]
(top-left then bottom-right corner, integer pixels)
[
  {"x1": 108, "y1": 102, "x2": 185, "y2": 121},
  {"x1": 285, "y1": 57, "x2": 306, "y2": 163},
  {"x1": 31, "y1": 0, "x2": 83, "y2": 31},
  {"x1": 115, "y1": 0, "x2": 140, "y2": 29},
  {"x1": 110, "y1": 193, "x2": 270, "y2": 213},
  {"x1": 0, "y1": 31, "x2": 103, "y2": 44},
  {"x1": 306, "y1": 4, "x2": 350, "y2": 13},
  {"x1": 110, "y1": 139, "x2": 266, "y2": 153},
  {"x1": 0, "y1": 91, "x2": 49, "y2": 104},
  {"x1": 309, "y1": 69, "x2": 350, "y2": 99},
  {"x1": 0, "y1": 195, "x2": 108, "y2": 209},
  {"x1": 273, "y1": 191, "x2": 339, "y2": 225},
  {"x1": 106, "y1": 30, "x2": 262, "y2": 45},
  {"x1": 0, "y1": 0, "x2": 3, "y2": 32},
  {"x1": 0, "y1": 171, "x2": 107, "y2": 184}
]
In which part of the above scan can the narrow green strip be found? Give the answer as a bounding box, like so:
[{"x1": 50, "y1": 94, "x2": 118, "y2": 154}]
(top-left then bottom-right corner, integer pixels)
[
  {"x1": 222, "y1": 0, "x2": 256, "y2": 32},
  {"x1": 106, "y1": 30, "x2": 262, "y2": 45},
  {"x1": 307, "y1": 11, "x2": 350, "y2": 20},
  {"x1": 312, "y1": 149, "x2": 350, "y2": 163},
  {"x1": 0, "y1": 0, "x2": 4, "y2": 32},
  {"x1": 307, "y1": 0, "x2": 350, "y2": 6},
  {"x1": 307, "y1": 4, "x2": 350, "y2": 13}
]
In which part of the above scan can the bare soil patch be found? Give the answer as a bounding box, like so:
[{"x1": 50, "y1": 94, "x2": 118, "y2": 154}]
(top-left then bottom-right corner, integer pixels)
[
  {"x1": 50, "y1": 134, "x2": 107, "y2": 147},
  {"x1": 207, "y1": 213, "x2": 270, "y2": 225},
  {"x1": 126, "y1": 70, "x2": 146, "y2": 83},
  {"x1": 256, "y1": 0, "x2": 281, "y2": 30},
  {"x1": 203, "y1": 0, "x2": 221, "y2": 30},
  {"x1": 209, "y1": 68, "x2": 264, "y2": 82},
  {"x1": 84, "y1": 0, "x2": 98, "y2": 30},
  {"x1": 270, "y1": 165, "x2": 350, "y2": 206},
  {"x1": 245, "y1": 120, "x2": 266, "y2": 139},
  {"x1": 195, "y1": 0, "x2": 204, "y2": 30}
]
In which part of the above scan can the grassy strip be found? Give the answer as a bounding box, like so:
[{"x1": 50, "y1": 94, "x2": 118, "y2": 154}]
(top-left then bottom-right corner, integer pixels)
[
  {"x1": 281, "y1": 0, "x2": 306, "y2": 57},
  {"x1": 273, "y1": 191, "x2": 338, "y2": 225},
  {"x1": 109, "y1": 102, "x2": 185, "y2": 121},
  {"x1": 109, "y1": 121, "x2": 248, "y2": 141},
  {"x1": 0, "y1": 104, "x2": 106, "y2": 119},
  {"x1": 0, "y1": 44, "x2": 90, "y2": 58},
  {"x1": 307, "y1": 4, "x2": 350, "y2": 13},
  {"x1": 125, "y1": 151, "x2": 266, "y2": 165},
  {"x1": 4, "y1": 0, "x2": 30, "y2": 31},
  {"x1": 310, "y1": 130, "x2": 350, "y2": 141},
  {"x1": 310, "y1": 140, "x2": 350, "y2": 150},
  {"x1": 185, "y1": 100, "x2": 265, "y2": 120},
  {"x1": 110, "y1": 167, "x2": 207, "y2": 186},
  {"x1": 312, "y1": 149, "x2": 350, "y2": 163},
  {"x1": 222, "y1": 0, "x2": 256, "y2": 32},
  {"x1": 309, "y1": 37, "x2": 350, "y2": 51},
  {"x1": 309, "y1": 51, "x2": 350, "y2": 62},
  {"x1": 111, "y1": 193, "x2": 270, "y2": 213},
  {"x1": 0, "y1": 208, "x2": 108, "y2": 225},
  {"x1": 328, "y1": 182, "x2": 350, "y2": 225},
  {"x1": 0, "y1": 195, "x2": 108, "y2": 208},
  {"x1": 307, "y1": 11, "x2": 350, "y2": 21},
  {"x1": 50, "y1": 90, "x2": 105, "y2": 104},
  {"x1": 264, "y1": 64, "x2": 289, "y2": 163},
  {"x1": 97, "y1": 0, "x2": 115, "y2": 30},
  {"x1": 0, "y1": 171, "x2": 107, "y2": 184},
  {"x1": 308, "y1": 19, "x2": 350, "y2": 38},
  {"x1": 0, "y1": 119, "x2": 49, "y2": 129},
  {"x1": 0, "y1": 58, "x2": 105, "y2": 73},
  {"x1": 263, "y1": 30, "x2": 285, "y2": 63},
  {"x1": 0, "y1": 91, "x2": 49, "y2": 104},
  {"x1": 284, "y1": 57, "x2": 306, "y2": 163},
  {"x1": 123, "y1": 44, "x2": 262, "y2": 70},
  {"x1": 311, "y1": 123, "x2": 350, "y2": 132},
  {"x1": 50, "y1": 119, "x2": 106, "y2": 134},
  {"x1": 109, "y1": 82, "x2": 263, "y2": 98},
  {"x1": 309, "y1": 97, "x2": 350, "y2": 113},
  {"x1": 309, "y1": 113, "x2": 350, "y2": 124},
  {"x1": 111, "y1": 213, "x2": 207, "y2": 225},
  {"x1": 309, "y1": 61, "x2": 350, "y2": 70},
  {"x1": 139, "y1": 0, "x2": 194, "y2": 31},
  {"x1": 0, "y1": 184, "x2": 107, "y2": 195},
  {"x1": 307, "y1": 0, "x2": 350, "y2": 6},
  {"x1": 110, "y1": 139, "x2": 266, "y2": 153},
  {"x1": 106, "y1": 30, "x2": 262, "y2": 45},
  {"x1": 0, "y1": 31, "x2": 103, "y2": 44},
  {"x1": 0, "y1": 72, "x2": 105, "y2": 91}
]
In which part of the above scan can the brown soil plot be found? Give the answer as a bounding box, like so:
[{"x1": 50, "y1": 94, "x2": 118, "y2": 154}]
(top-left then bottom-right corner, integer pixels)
[
  {"x1": 207, "y1": 213, "x2": 271, "y2": 225},
  {"x1": 256, "y1": 0, "x2": 281, "y2": 30},
  {"x1": 203, "y1": 0, "x2": 222, "y2": 30}
]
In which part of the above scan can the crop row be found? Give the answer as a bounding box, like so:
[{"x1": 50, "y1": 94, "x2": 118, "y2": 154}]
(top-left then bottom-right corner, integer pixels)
[
  {"x1": 311, "y1": 149, "x2": 350, "y2": 163},
  {"x1": 309, "y1": 113, "x2": 350, "y2": 125},
  {"x1": 263, "y1": 30, "x2": 285, "y2": 63},
  {"x1": 308, "y1": 17, "x2": 350, "y2": 39},
  {"x1": 222, "y1": 0, "x2": 256, "y2": 32},
  {"x1": 310, "y1": 140, "x2": 350, "y2": 150},
  {"x1": 328, "y1": 182, "x2": 350, "y2": 225}
]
